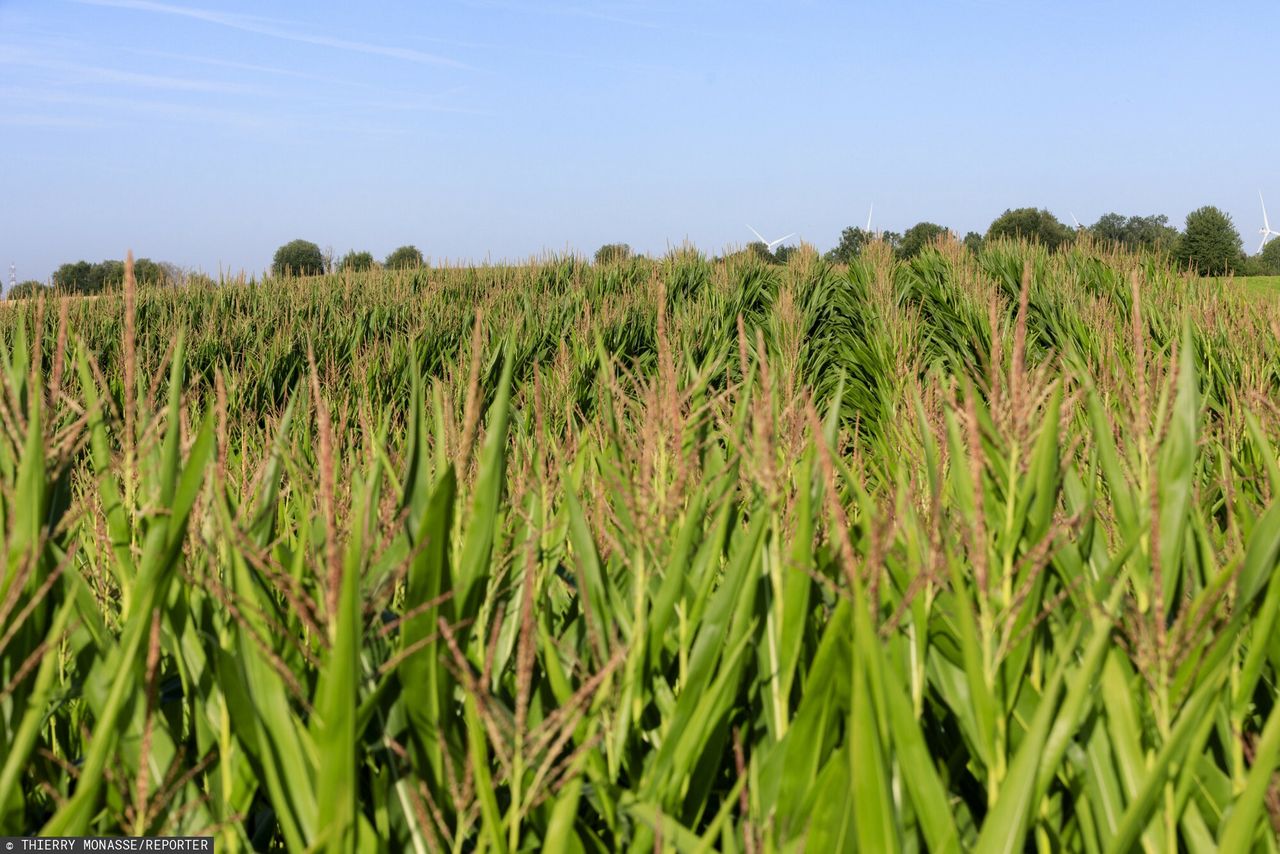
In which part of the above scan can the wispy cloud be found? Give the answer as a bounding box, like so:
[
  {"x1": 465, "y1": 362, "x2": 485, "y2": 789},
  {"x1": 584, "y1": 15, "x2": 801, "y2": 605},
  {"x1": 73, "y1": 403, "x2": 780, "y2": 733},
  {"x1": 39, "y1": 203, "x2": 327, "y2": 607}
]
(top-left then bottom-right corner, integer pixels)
[
  {"x1": 0, "y1": 48, "x2": 267, "y2": 94},
  {"x1": 0, "y1": 85, "x2": 283, "y2": 130},
  {"x1": 72, "y1": 0, "x2": 472, "y2": 69},
  {"x1": 458, "y1": 0, "x2": 662, "y2": 29},
  {"x1": 0, "y1": 112, "x2": 112, "y2": 129}
]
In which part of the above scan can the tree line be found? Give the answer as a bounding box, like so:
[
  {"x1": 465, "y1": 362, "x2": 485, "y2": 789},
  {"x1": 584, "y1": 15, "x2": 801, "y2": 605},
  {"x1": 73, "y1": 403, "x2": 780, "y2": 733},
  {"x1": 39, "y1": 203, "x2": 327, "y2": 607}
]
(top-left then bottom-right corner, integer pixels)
[
  {"x1": 14, "y1": 204, "x2": 1277, "y2": 299},
  {"x1": 596, "y1": 206, "x2": 1276, "y2": 277},
  {"x1": 273, "y1": 240, "x2": 426, "y2": 276},
  {"x1": 811, "y1": 206, "x2": 1275, "y2": 276}
]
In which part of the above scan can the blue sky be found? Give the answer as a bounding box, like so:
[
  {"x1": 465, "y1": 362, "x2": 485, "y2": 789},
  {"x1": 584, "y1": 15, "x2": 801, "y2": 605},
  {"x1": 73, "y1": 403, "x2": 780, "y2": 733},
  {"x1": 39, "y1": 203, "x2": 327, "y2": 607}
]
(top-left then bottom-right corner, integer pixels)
[{"x1": 1, "y1": 0, "x2": 1276, "y2": 280}]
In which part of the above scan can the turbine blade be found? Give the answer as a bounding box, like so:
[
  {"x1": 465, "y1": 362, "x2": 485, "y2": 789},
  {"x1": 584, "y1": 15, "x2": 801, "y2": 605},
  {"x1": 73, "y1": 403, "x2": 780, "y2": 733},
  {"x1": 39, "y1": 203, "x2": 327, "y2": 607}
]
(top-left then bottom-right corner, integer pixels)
[
  {"x1": 866, "y1": 204, "x2": 873, "y2": 231},
  {"x1": 746, "y1": 225, "x2": 767, "y2": 244}
]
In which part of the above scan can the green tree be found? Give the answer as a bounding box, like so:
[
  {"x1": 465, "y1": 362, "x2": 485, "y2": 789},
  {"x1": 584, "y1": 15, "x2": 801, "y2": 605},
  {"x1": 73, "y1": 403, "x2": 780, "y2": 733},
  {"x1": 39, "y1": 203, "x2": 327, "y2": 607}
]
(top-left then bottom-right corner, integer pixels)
[
  {"x1": 272, "y1": 239, "x2": 325, "y2": 276},
  {"x1": 8, "y1": 281, "x2": 47, "y2": 300},
  {"x1": 1254, "y1": 238, "x2": 1280, "y2": 275},
  {"x1": 132, "y1": 257, "x2": 174, "y2": 286},
  {"x1": 898, "y1": 222, "x2": 949, "y2": 260},
  {"x1": 1090, "y1": 213, "x2": 1129, "y2": 245},
  {"x1": 963, "y1": 232, "x2": 984, "y2": 255},
  {"x1": 774, "y1": 244, "x2": 801, "y2": 264},
  {"x1": 1089, "y1": 213, "x2": 1179, "y2": 253},
  {"x1": 90, "y1": 260, "x2": 126, "y2": 292},
  {"x1": 52, "y1": 261, "x2": 93, "y2": 293},
  {"x1": 385, "y1": 245, "x2": 424, "y2": 270},
  {"x1": 986, "y1": 208, "x2": 1073, "y2": 251},
  {"x1": 338, "y1": 251, "x2": 376, "y2": 273},
  {"x1": 825, "y1": 226, "x2": 871, "y2": 264},
  {"x1": 594, "y1": 243, "x2": 633, "y2": 265},
  {"x1": 1176, "y1": 206, "x2": 1243, "y2": 275},
  {"x1": 744, "y1": 242, "x2": 777, "y2": 264},
  {"x1": 1123, "y1": 214, "x2": 1180, "y2": 252}
]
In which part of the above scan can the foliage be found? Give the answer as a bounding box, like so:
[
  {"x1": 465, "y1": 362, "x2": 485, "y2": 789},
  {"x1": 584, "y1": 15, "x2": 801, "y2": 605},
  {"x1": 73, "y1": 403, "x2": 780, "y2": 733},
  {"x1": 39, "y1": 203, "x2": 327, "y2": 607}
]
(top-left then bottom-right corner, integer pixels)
[
  {"x1": 0, "y1": 245, "x2": 1278, "y2": 850},
  {"x1": 1177, "y1": 206, "x2": 1243, "y2": 275},
  {"x1": 744, "y1": 241, "x2": 777, "y2": 263},
  {"x1": 825, "y1": 225, "x2": 872, "y2": 264},
  {"x1": 963, "y1": 231, "x2": 984, "y2": 254},
  {"x1": 272, "y1": 239, "x2": 325, "y2": 277},
  {"x1": 337, "y1": 250, "x2": 376, "y2": 273},
  {"x1": 1256, "y1": 237, "x2": 1280, "y2": 275},
  {"x1": 1090, "y1": 212, "x2": 1181, "y2": 253},
  {"x1": 897, "y1": 221, "x2": 949, "y2": 259},
  {"x1": 773, "y1": 244, "x2": 801, "y2": 263},
  {"x1": 132, "y1": 258, "x2": 177, "y2": 287},
  {"x1": 385, "y1": 244, "x2": 425, "y2": 270},
  {"x1": 50, "y1": 258, "x2": 175, "y2": 293},
  {"x1": 7, "y1": 281, "x2": 47, "y2": 300},
  {"x1": 987, "y1": 207, "x2": 1074, "y2": 250},
  {"x1": 593, "y1": 243, "x2": 633, "y2": 264}
]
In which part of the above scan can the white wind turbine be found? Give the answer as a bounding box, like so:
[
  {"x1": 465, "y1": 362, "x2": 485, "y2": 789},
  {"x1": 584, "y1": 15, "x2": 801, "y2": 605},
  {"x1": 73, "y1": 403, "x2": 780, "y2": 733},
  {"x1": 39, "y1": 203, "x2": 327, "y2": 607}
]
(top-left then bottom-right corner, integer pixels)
[
  {"x1": 1070, "y1": 212, "x2": 1083, "y2": 230},
  {"x1": 1258, "y1": 191, "x2": 1279, "y2": 253},
  {"x1": 746, "y1": 225, "x2": 795, "y2": 252}
]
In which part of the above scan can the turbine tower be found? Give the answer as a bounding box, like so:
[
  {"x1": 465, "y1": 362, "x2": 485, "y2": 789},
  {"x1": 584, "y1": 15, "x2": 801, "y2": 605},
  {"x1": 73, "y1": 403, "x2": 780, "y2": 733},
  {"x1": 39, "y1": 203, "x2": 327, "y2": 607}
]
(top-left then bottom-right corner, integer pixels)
[{"x1": 1258, "y1": 192, "x2": 1279, "y2": 254}]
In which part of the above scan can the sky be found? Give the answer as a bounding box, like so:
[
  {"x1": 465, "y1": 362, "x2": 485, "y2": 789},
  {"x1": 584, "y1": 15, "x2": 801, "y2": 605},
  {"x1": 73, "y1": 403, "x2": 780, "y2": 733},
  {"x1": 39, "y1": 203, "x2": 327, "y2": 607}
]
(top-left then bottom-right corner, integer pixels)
[{"x1": 0, "y1": 0, "x2": 1277, "y2": 281}]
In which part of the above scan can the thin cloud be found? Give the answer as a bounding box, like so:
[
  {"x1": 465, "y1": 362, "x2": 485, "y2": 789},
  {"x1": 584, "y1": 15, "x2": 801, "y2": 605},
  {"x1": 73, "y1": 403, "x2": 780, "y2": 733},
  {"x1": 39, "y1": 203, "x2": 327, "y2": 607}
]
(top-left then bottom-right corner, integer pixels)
[
  {"x1": 458, "y1": 0, "x2": 661, "y2": 29},
  {"x1": 0, "y1": 85, "x2": 283, "y2": 130},
  {"x1": 0, "y1": 50, "x2": 267, "y2": 94},
  {"x1": 0, "y1": 112, "x2": 112, "y2": 128},
  {"x1": 72, "y1": 0, "x2": 472, "y2": 69}
]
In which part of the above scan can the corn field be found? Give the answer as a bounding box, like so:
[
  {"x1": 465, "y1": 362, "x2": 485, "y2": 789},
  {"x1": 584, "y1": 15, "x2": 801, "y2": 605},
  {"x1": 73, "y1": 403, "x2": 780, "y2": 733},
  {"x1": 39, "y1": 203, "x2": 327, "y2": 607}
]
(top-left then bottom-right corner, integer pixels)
[{"x1": 1, "y1": 239, "x2": 1279, "y2": 851}]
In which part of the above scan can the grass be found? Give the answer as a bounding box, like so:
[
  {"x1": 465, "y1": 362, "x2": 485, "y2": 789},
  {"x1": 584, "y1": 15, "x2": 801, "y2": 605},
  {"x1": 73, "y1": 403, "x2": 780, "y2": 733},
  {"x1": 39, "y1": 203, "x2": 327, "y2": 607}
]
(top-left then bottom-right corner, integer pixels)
[
  {"x1": 0, "y1": 240, "x2": 1278, "y2": 851},
  {"x1": 1241, "y1": 275, "x2": 1280, "y2": 297},
  {"x1": 1204, "y1": 274, "x2": 1280, "y2": 298}
]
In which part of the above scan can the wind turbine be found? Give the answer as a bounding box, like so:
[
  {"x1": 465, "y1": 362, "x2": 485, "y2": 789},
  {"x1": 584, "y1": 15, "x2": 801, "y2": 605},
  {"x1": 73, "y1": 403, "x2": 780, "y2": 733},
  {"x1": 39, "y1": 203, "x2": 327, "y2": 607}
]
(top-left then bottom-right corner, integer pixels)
[
  {"x1": 746, "y1": 225, "x2": 795, "y2": 252},
  {"x1": 1258, "y1": 191, "x2": 1279, "y2": 253},
  {"x1": 1070, "y1": 212, "x2": 1083, "y2": 230}
]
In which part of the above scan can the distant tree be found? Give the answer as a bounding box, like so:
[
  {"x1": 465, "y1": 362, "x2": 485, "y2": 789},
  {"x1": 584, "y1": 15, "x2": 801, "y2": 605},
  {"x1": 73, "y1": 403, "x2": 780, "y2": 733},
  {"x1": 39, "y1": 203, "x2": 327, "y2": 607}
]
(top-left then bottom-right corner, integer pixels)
[
  {"x1": 594, "y1": 243, "x2": 633, "y2": 265},
  {"x1": 51, "y1": 258, "x2": 179, "y2": 293},
  {"x1": 1257, "y1": 238, "x2": 1280, "y2": 275},
  {"x1": 963, "y1": 232, "x2": 984, "y2": 254},
  {"x1": 132, "y1": 257, "x2": 175, "y2": 286},
  {"x1": 159, "y1": 261, "x2": 183, "y2": 285},
  {"x1": 272, "y1": 240, "x2": 325, "y2": 276},
  {"x1": 91, "y1": 260, "x2": 126, "y2": 292},
  {"x1": 8, "y1": 281, "x2": 47, "y2": 300},
  {"x1": 1090, "y1": 213, "x2": 1129, "y2": 245},
  {"x1": 338, "y1": 250, "x2": 376, "y2": 273},
  {"x1": 52, "y1": 261, "x2": 93, "y2": 293},
  {"x1": 1089, "y1": 213, "x2": 1179, "y2": 253},
  {"x1": 986, "y1": 208, "x2": 1073, "y2": 251},
  {"x1": 1124, "y1": 215, "x2": 1180, "y2": 252},
  {"x1": 774, "y1": 244, "x2": 801, "y2": 264},
  {"x1": 744, "y1": 242, "x2": 777, "y2": 264},
  {"x1": 1176, "y1": 207, "x2": 1243, "y2": 275},
  {"x1": 825, "y1": 226, "x2": 871, "y2": 264},
  {"x1": 898, "y1": 222, "x2": 949, "y2": 260},
  {"x1": 385, "y1": 245, "x2": 424, "y2": 270}
]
